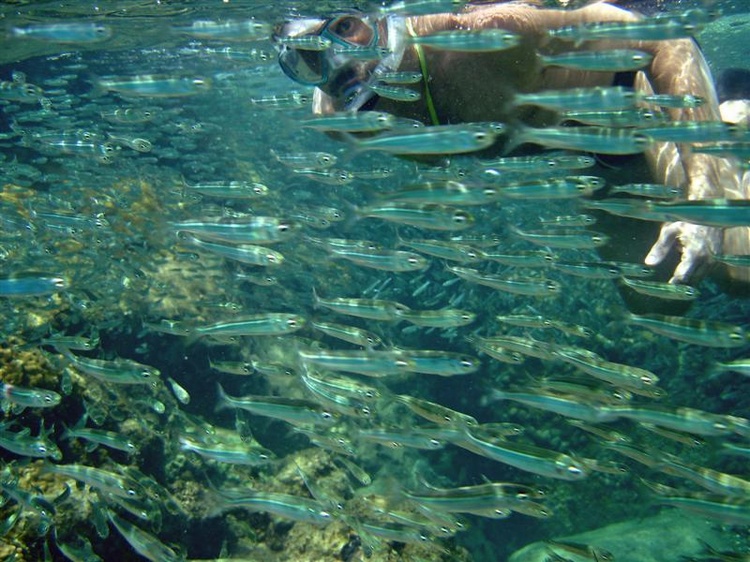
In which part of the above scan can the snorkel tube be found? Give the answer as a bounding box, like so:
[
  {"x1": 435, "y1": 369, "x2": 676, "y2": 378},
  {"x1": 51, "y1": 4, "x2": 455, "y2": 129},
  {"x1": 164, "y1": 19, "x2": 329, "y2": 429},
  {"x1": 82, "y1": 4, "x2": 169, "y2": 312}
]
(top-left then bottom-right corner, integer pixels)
[{"x1": 343, "y1": 15, "x2": 408, "y2": 111}]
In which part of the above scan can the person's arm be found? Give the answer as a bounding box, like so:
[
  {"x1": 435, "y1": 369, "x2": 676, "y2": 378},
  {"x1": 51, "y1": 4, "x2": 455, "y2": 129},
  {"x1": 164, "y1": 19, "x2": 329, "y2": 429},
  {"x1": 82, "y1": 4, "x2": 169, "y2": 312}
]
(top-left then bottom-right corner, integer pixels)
[{"x1": 641, "y1": 38, "x2": 743, "y2": 283}]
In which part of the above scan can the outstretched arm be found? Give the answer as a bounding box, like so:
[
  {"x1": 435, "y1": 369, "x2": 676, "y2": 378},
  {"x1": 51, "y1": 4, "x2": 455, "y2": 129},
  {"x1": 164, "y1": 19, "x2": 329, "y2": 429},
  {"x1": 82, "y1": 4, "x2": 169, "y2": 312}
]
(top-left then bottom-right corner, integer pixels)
[{"x1": 641, "y1": 38, "x2": 743, "y2": 283}]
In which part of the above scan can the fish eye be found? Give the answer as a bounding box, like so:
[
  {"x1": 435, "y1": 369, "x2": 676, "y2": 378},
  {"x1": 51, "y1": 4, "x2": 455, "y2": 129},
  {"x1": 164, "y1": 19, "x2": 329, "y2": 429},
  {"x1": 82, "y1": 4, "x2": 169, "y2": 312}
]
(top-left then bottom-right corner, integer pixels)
[
  {"x1": 453, "y1": 212, "x2": 469, "y2": 223},
  {"x1": 361, "y1": 407, "x2": 371, "y2": 416},
  {"x1": 287, "y1": 318, "x2": 298, "y2": 327},
  {"x1": 319, "y1": 155, "x2": 333, "y2": 165},
  {"x1": 567, "y1": 465, "x2": 583, "y2": 476},
  {"x1": 460, "y1": 359, "x2": 474, "y2": 368},
  {"x1": 729, "y1": 331, "x2": 745, "y2": 341},
  {"x1": 254, "y1": 185, "x2": 266, "y2": 194},
  {"x1": 487, "y1": 122, "x2": 505, "y2": 134},
  {"x1": 127, "y1": 488, "x2": 137, "y2": 497},
  {"x1": 546, "y1": 281, "x2": 560, "y2": 292},
  {"x1": 473, "y1": 132, "x2": 488, "y2": 142},
  {"x1": 321, "y1": 411, "x2": 333, "y2": 419},
  {"x1": 429, "y1": 439, "x2": 441, "y2": 447},
  {"x1": 483, "y1": 187, "x2": 497, "y2": 196},
  {"x1": 37, "y1": 444, "x2": 48, "y2": 454},
  {"x1": 141, "y1": 369, "x2": 152, "y2": 378},
  {"x1": 266, "y1": 253, "x2": 278, "y2": 263},
  {"x1": 43, "y1": 394, "x2": 54, "y2": 403},
  {"x1": 408, "y1": 257, "x2": 420, "y2": 265},
  {"x1": 52, "y1": 278, "x2": 67, "y2": 288}
]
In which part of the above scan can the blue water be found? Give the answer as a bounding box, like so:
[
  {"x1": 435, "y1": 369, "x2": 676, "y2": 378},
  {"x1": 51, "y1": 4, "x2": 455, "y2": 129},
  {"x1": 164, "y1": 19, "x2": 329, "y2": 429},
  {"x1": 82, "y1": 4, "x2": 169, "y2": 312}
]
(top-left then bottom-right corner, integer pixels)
[{"x1": 0, "y1": 1, "x2": 748, "y2": 561}]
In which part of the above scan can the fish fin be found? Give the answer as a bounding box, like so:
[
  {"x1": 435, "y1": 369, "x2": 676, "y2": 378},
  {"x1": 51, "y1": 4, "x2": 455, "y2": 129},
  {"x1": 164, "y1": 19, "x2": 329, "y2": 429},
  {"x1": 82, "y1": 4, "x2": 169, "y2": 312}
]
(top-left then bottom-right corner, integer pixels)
[{"x1": 214, "y1": 383, "x2": 232, "y2": 413}]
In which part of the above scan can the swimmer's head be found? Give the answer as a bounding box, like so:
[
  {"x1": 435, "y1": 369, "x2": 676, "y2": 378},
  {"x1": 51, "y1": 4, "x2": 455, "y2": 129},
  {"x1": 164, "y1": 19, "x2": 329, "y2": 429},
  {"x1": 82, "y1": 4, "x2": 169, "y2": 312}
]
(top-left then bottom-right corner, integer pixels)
[
  {"x1": 276, "y1": 15, "x2": 378, "y2": 85},
  {"x1": 275, "y1": 12, "x2": 407, "y2": 110}
]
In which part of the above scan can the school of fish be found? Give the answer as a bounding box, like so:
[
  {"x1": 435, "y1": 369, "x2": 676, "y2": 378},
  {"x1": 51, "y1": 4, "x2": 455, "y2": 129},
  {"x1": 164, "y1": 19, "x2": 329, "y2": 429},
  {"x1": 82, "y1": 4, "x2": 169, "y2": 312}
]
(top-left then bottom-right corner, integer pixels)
[{"x1": 0, "y1": 1, "x2": 748, "y2": 561}]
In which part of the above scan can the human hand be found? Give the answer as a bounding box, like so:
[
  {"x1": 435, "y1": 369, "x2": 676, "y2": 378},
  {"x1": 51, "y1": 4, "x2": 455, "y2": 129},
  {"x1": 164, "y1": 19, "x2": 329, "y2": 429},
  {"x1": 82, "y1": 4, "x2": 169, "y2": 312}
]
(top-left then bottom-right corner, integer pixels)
[{"x1": 645, "y1": 221, "x2": 723, "y2": 284}]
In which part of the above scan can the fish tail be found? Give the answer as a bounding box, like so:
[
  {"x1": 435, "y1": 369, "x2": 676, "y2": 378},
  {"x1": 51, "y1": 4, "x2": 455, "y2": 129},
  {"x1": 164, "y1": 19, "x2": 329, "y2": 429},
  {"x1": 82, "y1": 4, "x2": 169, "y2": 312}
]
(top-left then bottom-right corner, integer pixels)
[
  {"x1": 59, "y1": 424, "x2": 71, "y2": 443},
  {"x1": 214, "y1": 383, "x2": 232, "y2": 413},
  {"x1": 311, "y1": 287, "x2": 321, "y2": 310},
  {"x1": 341, "y1": 199, "x2": 362, "y2": 230},
  {"x1": 707, "y1": 362, "x2": 728, "y2": 380},
  {"x1": 481, "y1": 388, "x2": 507, "y2": 407},
  {"x1": 202, "y1": 483, "x2": 230, "y2": 518},
  {"x1": 336, "y1": 131, "x2": 367, "y2": 165},
  {"x1": 504, "y1": 125, "x2": 527, "y2": 156}
]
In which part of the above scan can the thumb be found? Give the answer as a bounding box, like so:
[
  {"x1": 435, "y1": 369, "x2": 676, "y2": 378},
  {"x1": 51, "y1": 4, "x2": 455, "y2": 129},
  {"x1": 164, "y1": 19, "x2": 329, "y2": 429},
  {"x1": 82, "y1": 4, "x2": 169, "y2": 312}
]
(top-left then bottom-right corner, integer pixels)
[{"x1": 645, "y1": 221, "x2": 683, "y2": 266}]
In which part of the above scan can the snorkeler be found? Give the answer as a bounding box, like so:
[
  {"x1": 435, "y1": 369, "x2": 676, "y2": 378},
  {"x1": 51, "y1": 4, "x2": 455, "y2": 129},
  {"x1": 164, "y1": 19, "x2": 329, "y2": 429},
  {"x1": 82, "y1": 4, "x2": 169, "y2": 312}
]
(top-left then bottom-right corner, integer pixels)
[{"x1": 274, "y1": 1, "x2": 750, "y2": 294}]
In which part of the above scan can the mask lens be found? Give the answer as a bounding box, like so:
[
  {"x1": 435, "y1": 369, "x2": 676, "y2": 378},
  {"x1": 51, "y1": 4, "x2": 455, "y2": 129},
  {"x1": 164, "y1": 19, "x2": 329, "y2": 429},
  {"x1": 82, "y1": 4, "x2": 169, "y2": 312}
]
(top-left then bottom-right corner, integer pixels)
[
  {"x1": 323, "y1": 16, "x2": 376, "y2": 48},
  {"x1": 279, "y1": 47, "x2": 327, "y2": 85}
]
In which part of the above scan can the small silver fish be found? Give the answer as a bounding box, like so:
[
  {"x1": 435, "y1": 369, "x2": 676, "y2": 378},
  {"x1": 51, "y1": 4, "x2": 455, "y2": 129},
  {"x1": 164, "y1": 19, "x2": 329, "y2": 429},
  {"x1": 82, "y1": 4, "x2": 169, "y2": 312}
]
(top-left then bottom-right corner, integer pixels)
[
  {"x1": 539, "y1": 49, "x2": 652, "y2": 72},
  {"x1": 411, "y1": 28, "x2": 520, "y2": 52},
  {"x1": 12, "y1": 22, "x2": 112, "y2": 43}
]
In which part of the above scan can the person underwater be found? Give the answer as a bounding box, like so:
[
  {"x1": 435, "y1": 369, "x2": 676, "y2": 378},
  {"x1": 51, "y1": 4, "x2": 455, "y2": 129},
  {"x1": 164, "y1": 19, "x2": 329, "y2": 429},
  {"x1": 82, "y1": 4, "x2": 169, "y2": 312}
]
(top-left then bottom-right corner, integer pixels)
[{"x1": 273, "y1": 1, "x2": 750, "y2": 301}]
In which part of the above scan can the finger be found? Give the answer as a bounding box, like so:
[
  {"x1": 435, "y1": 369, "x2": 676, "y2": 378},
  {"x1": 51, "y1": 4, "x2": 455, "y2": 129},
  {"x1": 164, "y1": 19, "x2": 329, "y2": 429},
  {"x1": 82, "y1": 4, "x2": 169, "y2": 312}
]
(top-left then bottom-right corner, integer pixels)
[
  {"x1": 670, "y1": 224, "x2": 722, "y2": 284},
  {"x1": 645, "y1": 222, "x2": 683, "y2": 266},
  {"x1": 669, "y1": 248, "x2": 698, "y2": 284}
]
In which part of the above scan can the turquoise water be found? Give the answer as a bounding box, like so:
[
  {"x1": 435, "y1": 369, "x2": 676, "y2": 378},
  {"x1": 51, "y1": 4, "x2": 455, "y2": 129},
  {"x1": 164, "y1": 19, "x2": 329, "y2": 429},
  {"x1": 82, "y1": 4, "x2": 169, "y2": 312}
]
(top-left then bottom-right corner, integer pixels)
[{"x1": 0, "y1": 1, "x2": 748, "y2": 561}]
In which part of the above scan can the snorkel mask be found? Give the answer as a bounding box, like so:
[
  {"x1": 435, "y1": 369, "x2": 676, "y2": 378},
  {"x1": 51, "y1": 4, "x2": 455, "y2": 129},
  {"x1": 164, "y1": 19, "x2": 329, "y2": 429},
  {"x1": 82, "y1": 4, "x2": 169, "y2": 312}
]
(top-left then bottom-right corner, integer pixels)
[
  {"x1": 276, "y1": 13, "x2": 407, "y2": 110},
  {"x1": 277, "y1": 14, "x2": 379, "y2": 86}
]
